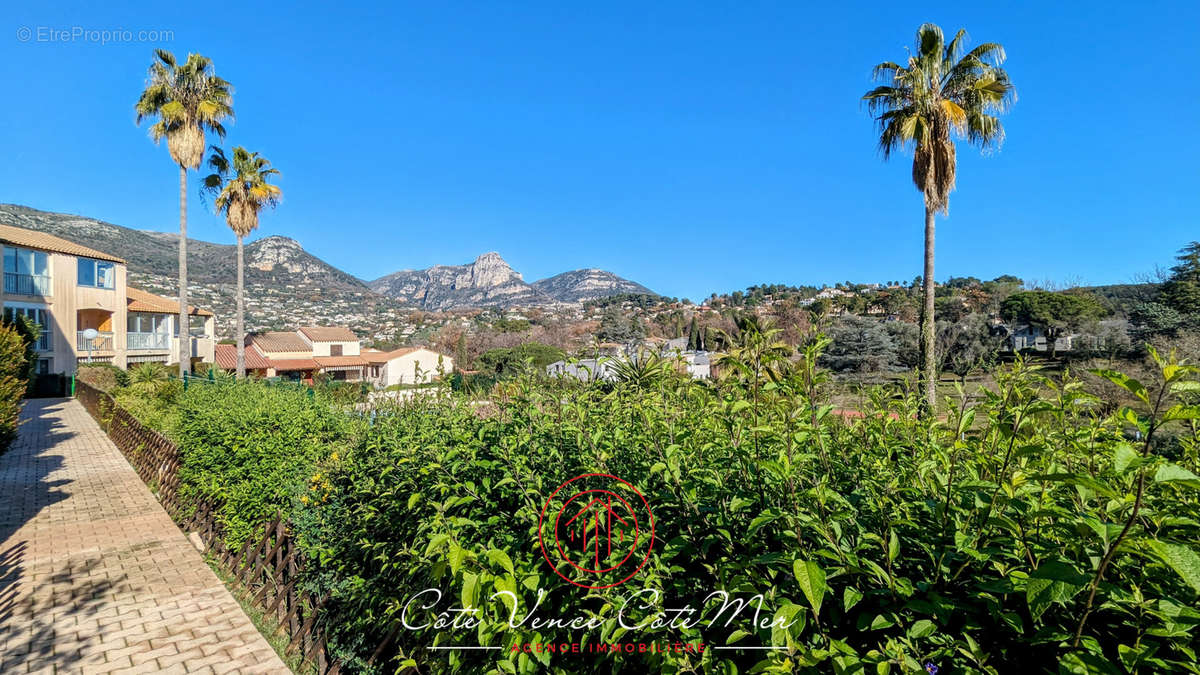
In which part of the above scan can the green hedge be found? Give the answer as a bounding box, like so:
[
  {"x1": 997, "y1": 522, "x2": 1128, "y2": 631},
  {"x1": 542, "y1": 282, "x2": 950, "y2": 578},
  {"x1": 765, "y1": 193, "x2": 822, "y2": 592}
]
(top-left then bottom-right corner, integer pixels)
[
  {"x1": 0, "y1": 318, "x2": 34, "y2": 450},
  {"x1": 173, "y1": 380, "x2": 356, "y2": 548},
  {"x1": 288, "y1": 352, "x2": 1200, "y2": 674},
  {"x1": 148, "y1": 345, "x2": 1200, "y2": 673}
]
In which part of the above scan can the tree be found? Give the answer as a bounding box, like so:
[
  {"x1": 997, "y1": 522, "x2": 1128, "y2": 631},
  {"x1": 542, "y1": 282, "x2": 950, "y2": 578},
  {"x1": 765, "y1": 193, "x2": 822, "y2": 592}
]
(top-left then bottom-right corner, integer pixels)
[
  {"x1": 454, "y1": 332, "x2": 468, "y2": 371},
  {"x1": 1129, "y1": 302, "x2": 1185, "y2": 341},
  {"x1": 686, "y1": 316, "x2": 702, "y2": 351},
  {"x1": 885, "y1": 320, "x2": 920, "y2": 370},
  {"x1": 864, "y1": 24, "x2": 1014, "y2": 411},
  {"x1": 202, "y1": 146, "x2": 282, "y2": 378},
  {"x1": 596, "y1": 307, "x2": 643, "y2": 343},
  {"x1": 1160, "y1": 241, "x2": 1200, "y2": 316},
  {"x1": 477, "y1": 342, "x2": 565, "y2": 377},
  {"x1": 820, "y1": 316, "x2": 899, "y2": 374},
  {"x1": 937, "y1": 313, "x2": 1002, "y2": 382},
  {"x1": 136, "y1": 50, "x2": 234, "y2": 376},
  {"x1": 1001, "y1": 290, "x2": 1106, "y2": 358}
]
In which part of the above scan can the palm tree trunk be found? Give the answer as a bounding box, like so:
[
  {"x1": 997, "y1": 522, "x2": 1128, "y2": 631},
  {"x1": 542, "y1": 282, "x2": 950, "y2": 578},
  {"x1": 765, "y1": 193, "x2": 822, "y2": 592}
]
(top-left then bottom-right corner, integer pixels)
[
  {"x1": 177, "y1": 164, "x2": 189, "y2": 378},
  {"x1": 236, "y1": 234, "x2": 245, "y2": 378},
  {"x1": 920, "y1": 205, "x2": 937, "y2": 413}
]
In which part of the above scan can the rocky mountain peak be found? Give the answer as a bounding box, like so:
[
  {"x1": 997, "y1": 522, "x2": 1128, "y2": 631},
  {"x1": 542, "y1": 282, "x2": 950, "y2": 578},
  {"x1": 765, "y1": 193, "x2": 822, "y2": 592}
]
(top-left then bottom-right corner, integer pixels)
[{"x1": 467, "y1": 252, "x2": 522, "y2": 288}]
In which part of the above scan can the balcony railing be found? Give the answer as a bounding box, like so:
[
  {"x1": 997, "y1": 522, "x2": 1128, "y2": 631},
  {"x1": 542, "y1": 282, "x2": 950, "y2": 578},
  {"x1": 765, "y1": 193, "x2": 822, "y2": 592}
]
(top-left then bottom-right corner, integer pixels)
[
  {"x1": 127, "y1": 332, "x2": 171, "y2": 351},
  {"x1": 4, "y1": 272, "x2": 51, "y2": 296},
  {"x1": 77, "y1": 331, "x2": 114, "y2": 352}
]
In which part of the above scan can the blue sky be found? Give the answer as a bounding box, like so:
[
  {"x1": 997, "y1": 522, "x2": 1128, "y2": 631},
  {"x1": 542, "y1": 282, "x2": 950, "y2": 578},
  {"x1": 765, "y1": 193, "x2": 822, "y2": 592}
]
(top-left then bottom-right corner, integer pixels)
[{"x1": 1, "y1": 2, "x2": 1196, "y2": 301}]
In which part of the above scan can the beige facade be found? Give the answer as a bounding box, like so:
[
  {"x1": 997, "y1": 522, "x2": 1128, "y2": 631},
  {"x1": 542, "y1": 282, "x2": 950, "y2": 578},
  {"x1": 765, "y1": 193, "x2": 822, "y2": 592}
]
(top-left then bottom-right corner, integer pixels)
[{"x1": 1, "y1": 224, "x2": 215, "y2": 375}]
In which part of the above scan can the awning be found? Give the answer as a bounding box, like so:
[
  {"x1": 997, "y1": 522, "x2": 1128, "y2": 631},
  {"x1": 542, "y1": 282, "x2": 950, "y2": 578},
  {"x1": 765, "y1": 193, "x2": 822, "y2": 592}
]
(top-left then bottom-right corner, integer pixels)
[{"x1": 268, "y1": 358, "x2": 319, "y2": 371}]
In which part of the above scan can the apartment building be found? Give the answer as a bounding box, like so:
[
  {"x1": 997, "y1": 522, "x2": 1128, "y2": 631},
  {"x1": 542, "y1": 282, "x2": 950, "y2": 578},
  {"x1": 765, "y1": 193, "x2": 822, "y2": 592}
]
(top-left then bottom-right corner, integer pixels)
[{"x1": 0, "y1": 223, "x2": 216, "y2": 375}]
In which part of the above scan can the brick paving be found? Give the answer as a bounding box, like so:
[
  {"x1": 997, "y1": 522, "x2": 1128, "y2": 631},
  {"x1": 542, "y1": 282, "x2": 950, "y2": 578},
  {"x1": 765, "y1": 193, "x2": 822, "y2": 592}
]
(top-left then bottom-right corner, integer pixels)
[{"x1": 0, "y1": 398, "x2": 290, "y2": 674}]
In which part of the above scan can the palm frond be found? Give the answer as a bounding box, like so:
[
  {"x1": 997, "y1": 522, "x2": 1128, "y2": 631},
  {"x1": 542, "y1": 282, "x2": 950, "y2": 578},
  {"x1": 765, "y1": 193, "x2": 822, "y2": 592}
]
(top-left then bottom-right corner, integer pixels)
[{"x1": 863, "y1": 23, "x2": 1013, "y2": 208}]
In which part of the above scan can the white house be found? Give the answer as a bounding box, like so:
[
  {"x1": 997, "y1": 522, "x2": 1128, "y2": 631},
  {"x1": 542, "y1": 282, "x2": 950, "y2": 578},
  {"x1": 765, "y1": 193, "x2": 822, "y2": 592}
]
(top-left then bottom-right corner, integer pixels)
[
  {"x1": 362, "y1": 346, "x2": 452, "y2": 387},
  {"x1": 1003, "y1": 324, "x2": 1076, "y2": 353}
]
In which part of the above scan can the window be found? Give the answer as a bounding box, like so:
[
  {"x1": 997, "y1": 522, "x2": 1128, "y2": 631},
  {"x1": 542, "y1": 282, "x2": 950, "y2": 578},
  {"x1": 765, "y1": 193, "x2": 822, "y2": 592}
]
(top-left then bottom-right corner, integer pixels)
[
  {"x1": 77, "y1": 258, "x2": 115, "y2": 289},
  {"x1": 127, "y1": 313, "x2": 169, "y2": 334},
  {"x1": 36, "y1": 359, "x2": 51, "y2": 375},
  {"x1": 330, "y1": 344, "x2": 343, "y2": 356},
  {"x1": 3, "y1": 246, "x2": 50, "y2": 295},
  {"x1": 3, "y1": 305, "x2": 51, "y2": 351},
  {"x1": 127, "y1": 313, "x2": 171, "y2": 350}
]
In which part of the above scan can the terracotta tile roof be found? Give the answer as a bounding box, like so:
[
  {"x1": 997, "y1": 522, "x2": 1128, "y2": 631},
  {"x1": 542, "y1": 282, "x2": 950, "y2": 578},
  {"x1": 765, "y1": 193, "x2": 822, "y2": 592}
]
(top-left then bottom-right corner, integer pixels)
[
  {"x1": 0, "y1": 223, "x2": 125, "y2": 263},
  {"x1": 361, "y1": 346, "x2": 420, "y2": 363},
  {"x1": 267, "y1": 357, "x2": 319, "y2": 371},
  {"x1": 248, "y1": 331, "x2": 311, "y2": 353},
  {"x1": 127, "y1": 286, "x2": 214, "y2": 316},
  {"x1": 215, "y1": 344, "x2": 271, "y2": 370},
  {"x1": 360, "y1": 348, "x2": 386, "y2": 363},
  {"x1": 313, "y1": 355, "x2": 367, "y2": 368},
  {"x1": 298, "y1": 326, "x2": 357, "y2": 342}
]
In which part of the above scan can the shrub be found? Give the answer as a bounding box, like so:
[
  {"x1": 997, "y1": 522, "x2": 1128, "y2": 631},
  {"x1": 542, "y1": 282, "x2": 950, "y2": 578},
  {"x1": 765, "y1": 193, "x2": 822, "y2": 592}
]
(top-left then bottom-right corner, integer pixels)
[
  {"x1": 477, "y1": 342, "x2": 566, "y2": 377},
  {"x1": 173, "y1": 379, "x2": 355, "y2": 548},
  {"x1": 75, "y1": 362, "x2": 129, "y2": 392},
  {"x1": 0, "y1": 318, "x2": 33, "y2": 450},
  {"x1": 292, "y1": 350, "x2": 1200, "y2": 674},
  {"x1": 113, "y1": 378, "x2": 183, "y2": 432}
]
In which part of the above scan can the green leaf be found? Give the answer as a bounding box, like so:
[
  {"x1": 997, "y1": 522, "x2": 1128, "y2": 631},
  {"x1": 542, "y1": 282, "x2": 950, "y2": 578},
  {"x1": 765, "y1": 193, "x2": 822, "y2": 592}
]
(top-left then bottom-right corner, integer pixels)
[
  {"x1": 887, "y1": 530, "x2": 899, "y2": 562},
  {"x1": 869, "y1": 613, "x2": 894, "y2": 630},
  {"x1": 1162, "y1": 404, "x2": 1200, "y2": 422},
  {"x1": 487, "y1": 549, "x2": 515, "y2": 575},
  {"x1": 793, "y1": 559, "x2": 827, "y2": 619},
  {"x1": 1112, "y1": 444, "x2": 1139, "y2": 474},
  {"x1": 957, "y1": 407, "x2": 976, "y2": 436},
  {"x1": 726, "y1": 629, "x2": 751, "y2": 645},
  {"x1": 1090, "y1": 369, "x2": 1150, "y2": 404},
  {"x1": 1026, "y1": 561, "x2": 1087, "y2": 621},
  {"x1": 843, "y1": 587, "x2": 863, "y2": 612},
  {"x1": 1154, "y1": 464, "x2": 1200, "y2": 489},
  {"x1": 770, "y1": 604, "x2": 804, "y2": 647},
  {"x1": 907, "y1": 619, "x2": 935, "y2": 638},
  {"x1": 407, "y1": 493, "x2": 421, "y2": 509},
  {"x1": 1146, "y1": 540, "x2": 1200, "y2": 593},
  {"x1": 461, "y1": 572, "x2": 479, "y2": 608}
]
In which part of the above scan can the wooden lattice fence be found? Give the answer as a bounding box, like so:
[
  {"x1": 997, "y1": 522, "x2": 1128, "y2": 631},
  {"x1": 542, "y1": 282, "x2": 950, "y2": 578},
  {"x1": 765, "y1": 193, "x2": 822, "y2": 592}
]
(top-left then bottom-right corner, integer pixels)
[{"x1": 73, "y1": 381, "x2": 340, "y2": 673}]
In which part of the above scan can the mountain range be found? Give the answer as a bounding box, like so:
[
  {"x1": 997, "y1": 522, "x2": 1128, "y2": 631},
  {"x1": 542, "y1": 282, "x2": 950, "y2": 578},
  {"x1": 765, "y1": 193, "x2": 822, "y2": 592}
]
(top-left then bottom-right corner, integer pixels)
[
  {"x1": 0, "y1": 204, "x2": 655, "y2": 335},
  {"x1": 367, "y1": 253, "x2": 653, "y2": 310}
]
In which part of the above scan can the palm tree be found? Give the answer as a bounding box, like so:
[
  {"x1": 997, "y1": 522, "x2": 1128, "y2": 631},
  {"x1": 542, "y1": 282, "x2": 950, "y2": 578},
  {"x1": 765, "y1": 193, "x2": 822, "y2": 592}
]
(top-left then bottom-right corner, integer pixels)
[
  {"x1": 135, "y1": 50, "x2": 234, "y2": 377},
  {"x1": 202, "y1": 146, "x2": 282, "y2": 378},
  {"x1": 863, "y1": 24, "x2": 1014, "y2": 411}
]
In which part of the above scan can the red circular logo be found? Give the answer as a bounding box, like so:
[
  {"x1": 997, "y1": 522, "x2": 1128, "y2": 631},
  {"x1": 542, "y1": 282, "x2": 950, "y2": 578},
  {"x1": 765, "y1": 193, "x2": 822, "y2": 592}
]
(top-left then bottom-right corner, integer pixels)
[{"x1": 538, "y1": 474, "x2": 655, "y2": 589}]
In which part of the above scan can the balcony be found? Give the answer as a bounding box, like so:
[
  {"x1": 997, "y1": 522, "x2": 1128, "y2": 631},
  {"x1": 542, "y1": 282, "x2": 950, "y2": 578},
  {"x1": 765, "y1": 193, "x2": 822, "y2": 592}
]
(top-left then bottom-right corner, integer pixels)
[
  {"x1": 4, "y1": 272, "x2": 51, "y2": 296},
  {"x1": 127, "y1": 332, "x2": 171, "y2": 351},
  {"x1": 77, "y1": 331, "x2": 114, "y2": 352}
]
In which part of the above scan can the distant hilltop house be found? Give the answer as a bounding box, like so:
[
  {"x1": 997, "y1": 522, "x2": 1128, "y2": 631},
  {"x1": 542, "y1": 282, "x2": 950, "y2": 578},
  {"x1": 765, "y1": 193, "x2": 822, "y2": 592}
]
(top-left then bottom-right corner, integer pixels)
[
  {"x1": 547, "y1": 337, "x2": 712, "y2": 382},
  {"x1": 1, "y1": 223, "x2": 216, "y2": 376},
  {"x1": 228, "y1": 325, "x2": 451, "y2": 385},
  {"x1": 815, "y1": 288, "x2": 851, "y2": 299}
]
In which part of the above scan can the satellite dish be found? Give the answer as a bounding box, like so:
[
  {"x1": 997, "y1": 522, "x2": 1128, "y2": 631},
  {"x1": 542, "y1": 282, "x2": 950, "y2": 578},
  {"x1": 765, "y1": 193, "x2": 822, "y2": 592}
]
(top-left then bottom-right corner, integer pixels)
[{"x1": 82, "y1": 328, "x2": 99, "y2": 340}]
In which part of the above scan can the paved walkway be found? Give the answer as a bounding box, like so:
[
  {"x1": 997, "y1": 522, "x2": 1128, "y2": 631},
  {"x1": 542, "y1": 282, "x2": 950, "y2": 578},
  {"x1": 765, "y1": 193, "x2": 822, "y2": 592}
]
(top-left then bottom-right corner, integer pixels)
[{"x1": 0, "y1": 398, "x2": 290, "y2": 674}]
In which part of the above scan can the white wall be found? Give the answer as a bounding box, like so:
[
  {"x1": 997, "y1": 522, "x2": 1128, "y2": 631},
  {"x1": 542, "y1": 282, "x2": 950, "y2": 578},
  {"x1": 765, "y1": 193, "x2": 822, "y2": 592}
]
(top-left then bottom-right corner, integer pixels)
[{"x1": 383, "y1": 349, "x2": 451, "y2": 387}]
